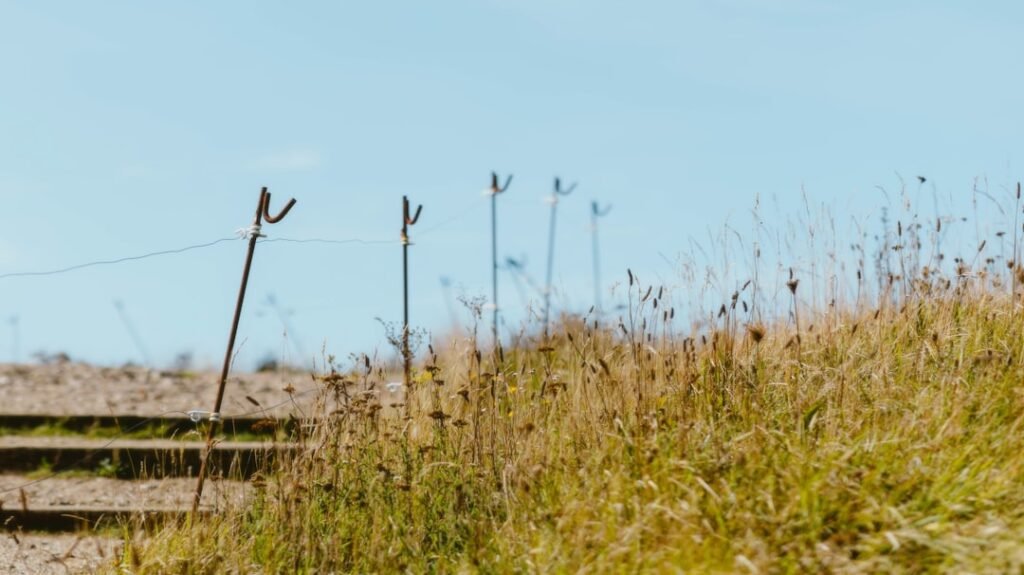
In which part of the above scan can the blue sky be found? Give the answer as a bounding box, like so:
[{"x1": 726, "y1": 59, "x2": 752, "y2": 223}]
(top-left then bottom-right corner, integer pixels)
[{"x1": 1, "y1": 1, "x2": 1021, "y2": 369}]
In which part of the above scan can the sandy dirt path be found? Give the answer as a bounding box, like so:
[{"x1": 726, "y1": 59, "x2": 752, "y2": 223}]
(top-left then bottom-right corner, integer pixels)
[
  {"x1": 0, "y1": 474, "x2": 247, "y2": 511},
  {"x1": 0, "y1": 533, "x2": 121, "y2": 575},
  {"x1": 0, "y1": 362, "x2": 321, "y2": 418}
]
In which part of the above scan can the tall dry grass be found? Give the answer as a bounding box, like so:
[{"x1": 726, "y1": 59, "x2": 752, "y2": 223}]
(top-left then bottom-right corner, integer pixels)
[{"x1": 111, "y1": 183, "x2": 1024, "y2": 573}]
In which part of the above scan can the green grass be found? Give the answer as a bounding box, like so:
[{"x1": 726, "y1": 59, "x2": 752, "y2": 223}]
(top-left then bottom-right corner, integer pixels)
[
  {"x1": 26, "y1": 456, "x2": 120, "y2": 479},
  {"x1": 0, "y1": 422, "x2": 181, "y2": 440}
]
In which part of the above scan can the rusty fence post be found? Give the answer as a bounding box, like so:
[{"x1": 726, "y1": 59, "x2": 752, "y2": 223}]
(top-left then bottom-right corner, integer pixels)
[
  {"x1": 488, "y1": 172, "x2": 513, "y2": 350},
  {"x1": 591, "y1": 201, "x2": 611, "y2": 316},
  {"x1": 192, "y1": 187, "x2": 296, "y2": 515},
  {"x1": 543, "y1": 177, "x2": 576, "y2": 338},
  {"x1": 401, "y1": 195, "x2": 423, "y2": 391},
  {"x1": 8, "y1": 316, "x2": 18, "y2": 364}
]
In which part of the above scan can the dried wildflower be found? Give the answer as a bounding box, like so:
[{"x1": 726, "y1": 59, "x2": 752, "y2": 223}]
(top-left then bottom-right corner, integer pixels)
[{"x1": 251, "y1": 419, "x2": 277, "y2": 433}]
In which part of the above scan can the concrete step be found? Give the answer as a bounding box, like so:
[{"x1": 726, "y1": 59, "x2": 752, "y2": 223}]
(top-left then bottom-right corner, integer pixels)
[
  {"x1": 0, "y1": 506, "x2": 204, "y2": 532},
  {"x1": 0, "y1": 437, "x2": 296, "y2": 479},
  {"x1": 0, "y1": 413, "x2": 287, "y2": 438}
]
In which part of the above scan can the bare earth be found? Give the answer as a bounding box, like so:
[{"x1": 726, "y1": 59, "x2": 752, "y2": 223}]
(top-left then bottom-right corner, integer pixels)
[
  {"x1": 0, "y1": 474, "x2": 249, "y2": 572},
  {"x1": 0, "y1": 534, "x2": 121, "y2": 575},
  {"x1": 0, "y1": 474, "x2": 247, "y2": 511},
  {"x1": 0, "y1": 362, "x2": 319, "y2": 417}
]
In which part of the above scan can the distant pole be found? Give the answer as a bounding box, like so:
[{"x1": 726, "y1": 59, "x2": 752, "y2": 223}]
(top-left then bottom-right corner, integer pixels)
[
  {"x1": 265, "y1": 293, "x2": 307, "y2": 366},
  {"x1": 401, "y1": 195, "x2": 423, "y2": 390},
  {"x1": 543, "y1": 177, "x2": 576, "y2": 338},
  {"x1": 591, "y1": 201, "x2": 612, "y2": 315},
  {"x1": 488, "y1": 172, "x2": 513, "y2": 348},
  {"x1": 9, "y1": 315, "x2": 18, "y2": 364},
  {"x1": 113, "y1": 300, "x2": 152, "y2": 368},
  {"x1": 504, "y1": 256, "x2": 534, "y2": 312},
  {"x1": 439, "y1": 277, "x2": 458, "y2": 329},
  {"x1": 506, "y1": 256, "x2": 545, "y2": 302}
]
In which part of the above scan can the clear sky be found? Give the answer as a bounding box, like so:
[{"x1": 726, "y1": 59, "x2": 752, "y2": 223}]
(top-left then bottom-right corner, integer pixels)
[{"x1": 1, "y1": 1, "x2": 1021, "y2": 369}]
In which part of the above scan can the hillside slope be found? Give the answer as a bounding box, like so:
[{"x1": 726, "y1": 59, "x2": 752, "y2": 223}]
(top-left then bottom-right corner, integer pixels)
[{"x1": 114, "y1": 290, "x2": 1024, "y2": 573}]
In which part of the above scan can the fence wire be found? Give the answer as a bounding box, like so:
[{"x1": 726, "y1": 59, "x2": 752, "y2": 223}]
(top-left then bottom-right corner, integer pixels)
[
  {"x1": 0, "y1": 194, "x2": 489, "y2": 496},
  {"x1": 0, "y1": 238, "x2": 239, "y2": 281},
  {"x1": 0, "y1": 196, "x2": 487, "y2": 283}
]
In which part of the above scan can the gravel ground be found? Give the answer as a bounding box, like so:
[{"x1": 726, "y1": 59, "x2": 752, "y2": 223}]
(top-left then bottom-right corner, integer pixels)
[
  {"x1": 0, "y1": 474, "x2": 247, "y2": 510},
  {"x1": 0, "y1": 533, "x2": 120, "y2": 575},
  {"x1": 0, "y1": 362, "x2": 320, "y2": 418}
]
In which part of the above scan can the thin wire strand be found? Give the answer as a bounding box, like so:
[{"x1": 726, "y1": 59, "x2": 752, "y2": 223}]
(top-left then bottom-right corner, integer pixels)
[
  {"x1": 0, "y1": 196, "x2": 490, "y2": 283},
  {"x1": 0, "y1": 194, "x2": 490, "y2": 495},
  {"x1": 0, "y1": 409, "x2": 191, "y2": 495},
  {"x1": 221, "y1": 387, "x2": 319, "y2": 419},
  {"x1": 417, "y1": 196, "x2": 488, "y2": 238},
  {"x1": 262, "y1": 197, "x2": 487, "y2": 246},
  {"x1": 0, "y1": 237, "x2": 239, "y2": 281},
  {"x1": 260, "y1": 237, "x2": 396, "y2": 246}
]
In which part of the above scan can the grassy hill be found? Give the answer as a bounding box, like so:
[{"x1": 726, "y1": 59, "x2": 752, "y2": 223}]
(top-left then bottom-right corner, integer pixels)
[{"x1": 112, "y1": 274, "x2": 1024, "y2": 573}]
